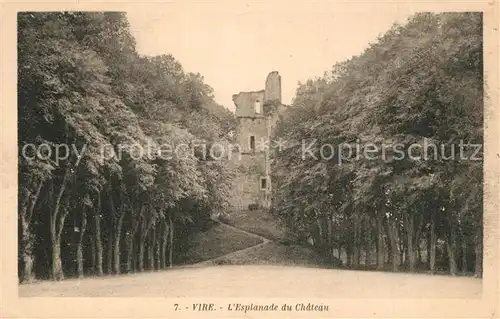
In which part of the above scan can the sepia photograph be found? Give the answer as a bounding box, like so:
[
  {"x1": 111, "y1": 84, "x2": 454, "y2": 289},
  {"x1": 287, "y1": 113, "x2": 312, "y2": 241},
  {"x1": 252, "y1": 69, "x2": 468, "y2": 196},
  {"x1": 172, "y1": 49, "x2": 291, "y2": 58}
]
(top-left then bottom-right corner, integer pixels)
[{"x1": 1, "y1": 1, "x2": 498, "y2": 318}]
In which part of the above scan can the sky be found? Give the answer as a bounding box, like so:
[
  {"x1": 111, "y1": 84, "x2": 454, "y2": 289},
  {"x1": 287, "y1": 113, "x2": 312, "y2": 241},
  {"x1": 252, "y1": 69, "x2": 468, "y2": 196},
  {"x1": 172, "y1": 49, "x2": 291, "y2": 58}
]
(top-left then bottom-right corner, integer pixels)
[{"x1": 126, "y1": 2, "x2": 415, "y2": 112}]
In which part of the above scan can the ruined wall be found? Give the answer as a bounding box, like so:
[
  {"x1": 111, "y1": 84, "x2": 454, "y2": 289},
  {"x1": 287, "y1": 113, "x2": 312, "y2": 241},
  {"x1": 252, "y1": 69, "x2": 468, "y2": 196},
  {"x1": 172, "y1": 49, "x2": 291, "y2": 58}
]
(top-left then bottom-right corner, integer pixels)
[
  {"x1": 235, "y1": 117, "x2": 267, "y2": 154},
  {"x1": 227, "y1": 153, "x2": 267, "y2": 209},
  {"x1": 264, "y1": 71, "x2": 282, "y2": 102},
  {"x1": 233, "y1": 91, "x2": 265, "y2": 118},
  {"x1": 229, "y1": 71, "x2": 282, "y2": 210}
]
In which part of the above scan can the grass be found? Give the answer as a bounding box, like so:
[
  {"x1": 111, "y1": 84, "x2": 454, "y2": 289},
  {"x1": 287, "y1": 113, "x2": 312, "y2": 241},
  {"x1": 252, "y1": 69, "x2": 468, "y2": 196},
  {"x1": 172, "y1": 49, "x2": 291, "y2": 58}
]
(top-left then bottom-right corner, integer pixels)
[
  {"x1": 220, "y1": 209, "x2": 286, "y2": 242},
  {"x1": 216, "y1": 209, "x2": 343, "y2": 268},
  {"x1": 176, "y1": 221, "x2": 263, "y2": 265},
  {"x1": 208, "y1": 242, "x2": 325, "y2": 267}
]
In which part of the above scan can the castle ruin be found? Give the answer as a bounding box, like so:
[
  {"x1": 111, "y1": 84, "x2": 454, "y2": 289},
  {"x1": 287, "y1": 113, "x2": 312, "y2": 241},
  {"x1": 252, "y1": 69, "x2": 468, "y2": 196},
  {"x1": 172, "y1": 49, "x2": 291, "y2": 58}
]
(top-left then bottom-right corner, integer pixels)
[{"x1": 228, "y1": 71, "x2": 285, "y2": 210}]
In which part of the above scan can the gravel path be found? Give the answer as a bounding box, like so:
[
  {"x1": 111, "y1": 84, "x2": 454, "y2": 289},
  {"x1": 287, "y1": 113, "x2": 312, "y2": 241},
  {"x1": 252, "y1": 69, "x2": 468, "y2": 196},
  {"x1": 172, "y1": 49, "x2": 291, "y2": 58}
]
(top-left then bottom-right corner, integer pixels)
[
  {"x1": 19, "y1": 264, "x2": 481, "y2": 298},
  {"x1": 186, "y1": 221, "x2": 272, "y2": 267}
]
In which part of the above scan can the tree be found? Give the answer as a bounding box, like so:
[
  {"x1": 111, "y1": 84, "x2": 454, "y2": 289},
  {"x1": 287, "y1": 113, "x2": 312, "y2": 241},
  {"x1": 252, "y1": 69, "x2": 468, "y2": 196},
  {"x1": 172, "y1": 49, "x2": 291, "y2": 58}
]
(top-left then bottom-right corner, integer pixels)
[{"x1": 271, "y1": 12, "x2": 483, "y2": 276}]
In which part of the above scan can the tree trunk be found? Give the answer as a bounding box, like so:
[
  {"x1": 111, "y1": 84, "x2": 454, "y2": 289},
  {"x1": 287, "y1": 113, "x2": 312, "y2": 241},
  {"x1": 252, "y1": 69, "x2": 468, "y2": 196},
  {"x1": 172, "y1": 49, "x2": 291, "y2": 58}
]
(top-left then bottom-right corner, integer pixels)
[
  {"x1": 138, "y1": 206, "x2": 152, "y2": 272},
  {"x1": 161, "y1": 219, "x2": 169, "y2": 269},
  {"x1": 352, "y1": 216, "x2": 360, "y2": 267},
  {"x1": 365, "y1": 221, "x2": 372, "y2": 267},
  {"x1": 461, "y1": 237, "x2": 468, "y2": 275},
  {"x1": 126, "y1": 232, "x2": 134, "y2": 273},
  {"x1": 445, "y1": 228, "x2": 458, "y2": 276},
  {"x1": 168, "y1": 215, "x2": 174, "y2": 268},
  {"x1": 139, "y1": 236, "x2": 145, "y2": 272},
  {"x1": 418, "y1": 240, "x2": 423, "y2": 264},
  {"x1": 155, "y1": 223, "x2": 161, "y2": 269},
  {"x1": 404, "y1": 213, "x2": 417, "y2": 272},
  {"x1": 399, "y1": 235, "x2": 405, "y2": 267},
  {"x1": 126, "y1": 204, "x2": 140, "y2": 274},
  {"x1": 50, "y1": 167, "x2": 71, "y2": 281},
  {"x1": 376, "y1": 213, "x2": 385, "y2": 270},
  {"x1": 113, "y1": 213, "x2": 124, "y2": 275},
  {"x1": 107, "y1": 234, "x2": 113, "y2": 274},
  {"x1": 387, "y1": 219, "x2": 400, "y2": 272},
  {"x1": 94, "y1": 194, "x2": 104, "y2": 276},
  {"x1": 429, "y1": 217, "x2": 437, "y2": 273},
  {"x1": 345, "y1": 243, "x2": 353, "y2": 267},
  {"x1": 132, "y1": 238, "x2": 138, "y2": 272},
  {"x1": 20, "y1": 214, "x2": 35, "y2": 283},
  {"x1": 51, "y1": 210, "x2": 69, "y2": 281},
  {"x1": 315, "y1": 216, "x2": 325, "y2": 256},
  {"x1": 51, "y1": 237, "x2": 64, "y2": 281},
  {"x1": 90, "y1": 235, "x2": 96, "y2": 274},
  {"x1": 386, "y1": 242, "x2": 391, "y2": 263},
  {"x1": 474, "y1": 226, "x2": 482, "y2": 278},
  {"x1": 76, "y1": 209, "x2": 87, "y2": 278},
  {"x1": 427, "y1": 228, "x2": 431, "y2": 268},
  {"x1": 149, "y1": 225, "x2": 156, "y2": 270},
  {"x1": 110, "y1": 186, "x2": 126, "y2": 275},
  {"x1": 326, "y1": 215, "x2": 333, "y2": 263},
  {"x1": 127, "y1": 203, "x2": 144, "y2": 273},
  {"x1": 20, "y1": 180, "x2": 43, "y2": 283}
]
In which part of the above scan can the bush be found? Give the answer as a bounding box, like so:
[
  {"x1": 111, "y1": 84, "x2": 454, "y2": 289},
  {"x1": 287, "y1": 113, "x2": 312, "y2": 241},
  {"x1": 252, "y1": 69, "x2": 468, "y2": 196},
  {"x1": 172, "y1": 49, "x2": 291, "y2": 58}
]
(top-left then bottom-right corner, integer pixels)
[
  {"x1": 248, "y1": 203, "x2": 259, "y2": 211},
  {"x1": 218, "y1": 212, "x2": 232, "y2": 224}
]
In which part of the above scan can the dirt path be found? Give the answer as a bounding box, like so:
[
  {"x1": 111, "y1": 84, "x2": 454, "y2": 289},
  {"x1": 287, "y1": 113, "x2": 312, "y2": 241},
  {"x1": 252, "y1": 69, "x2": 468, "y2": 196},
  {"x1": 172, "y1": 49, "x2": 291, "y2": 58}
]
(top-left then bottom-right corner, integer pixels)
[
  {"x1": 18, "y1": 263, "x2": 482, "y2": 298},
  {"x1": 186, "y1": 221, "x2": 272, "y2": 267},
  {"x1": 184, "y1": 218, "x2": 325, "y2": 268}
]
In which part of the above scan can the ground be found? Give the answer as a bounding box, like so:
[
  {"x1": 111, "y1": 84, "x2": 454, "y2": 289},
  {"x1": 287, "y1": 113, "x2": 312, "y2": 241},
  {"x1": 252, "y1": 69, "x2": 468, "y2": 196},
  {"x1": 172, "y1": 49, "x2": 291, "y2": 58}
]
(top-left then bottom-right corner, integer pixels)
[
  {"x1": 219, "y1": 209, "x2": 286, "y2": 241},
  {"x1": 175, "y1": 221, "x2": 263, "y2": 265},
  {"x1": 18, "y1": 265, "x2": 481, "y2": 298},
  {"x1": 18, "y1": 210, "x2": 482, "y2": 298}
]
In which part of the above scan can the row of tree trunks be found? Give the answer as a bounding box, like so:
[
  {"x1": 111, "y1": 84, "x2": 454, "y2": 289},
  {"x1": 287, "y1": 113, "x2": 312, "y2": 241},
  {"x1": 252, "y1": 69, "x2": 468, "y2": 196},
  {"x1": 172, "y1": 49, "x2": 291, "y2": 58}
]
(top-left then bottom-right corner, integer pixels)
[
  {"x1": 86, "y1": 196, "x2": 179, "y2": 276},
  {"x1": 306, "y1": 210, "x2": 482, "y2": 277},
  {"x1": 324, "y1": 210, "x2": 481, "y2": 277}
]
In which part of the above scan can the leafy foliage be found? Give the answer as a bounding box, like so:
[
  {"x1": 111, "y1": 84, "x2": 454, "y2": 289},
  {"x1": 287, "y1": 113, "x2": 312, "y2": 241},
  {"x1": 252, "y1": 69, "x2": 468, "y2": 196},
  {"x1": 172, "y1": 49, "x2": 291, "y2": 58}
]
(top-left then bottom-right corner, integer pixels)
[
  {"x1": 271, "y1": 13, "x2": 483, "y2": 276},
  {"x1": 18, "y1": 12, "x2": 236, "y2": 281}
]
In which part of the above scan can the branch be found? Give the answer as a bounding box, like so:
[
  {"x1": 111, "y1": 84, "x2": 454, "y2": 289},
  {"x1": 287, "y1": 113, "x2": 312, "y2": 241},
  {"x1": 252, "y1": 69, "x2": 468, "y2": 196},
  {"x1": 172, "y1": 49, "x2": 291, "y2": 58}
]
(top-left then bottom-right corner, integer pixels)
[
  {"x1": 27, "y1": 179, "x2": 44, "y2": 223},
  {"x1": 52, "y1": 165, "x2": 71, "y2": 228},
  {"x1": 57, "y1": 207, "x2": 69, "y2": 239}
]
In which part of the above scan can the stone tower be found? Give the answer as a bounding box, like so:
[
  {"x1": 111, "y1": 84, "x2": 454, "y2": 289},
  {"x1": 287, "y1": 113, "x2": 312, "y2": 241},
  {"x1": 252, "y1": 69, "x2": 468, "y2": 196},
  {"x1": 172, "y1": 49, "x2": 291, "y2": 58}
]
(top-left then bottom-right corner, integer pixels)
[{"x1": 228, "y1": 71, "x2": 283, "y2": 210}]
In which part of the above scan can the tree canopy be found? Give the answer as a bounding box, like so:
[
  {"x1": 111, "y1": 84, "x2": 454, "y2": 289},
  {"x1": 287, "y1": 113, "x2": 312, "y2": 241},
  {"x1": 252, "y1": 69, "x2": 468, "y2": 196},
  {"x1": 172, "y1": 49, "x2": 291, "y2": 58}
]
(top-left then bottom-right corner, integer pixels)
[
  {"x1": 18, "y1": 12, "x2": 236, "y2": 281},
  {"x1": 271, "y1": 12, "x2": 483, "y2": 276}
]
